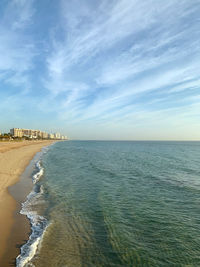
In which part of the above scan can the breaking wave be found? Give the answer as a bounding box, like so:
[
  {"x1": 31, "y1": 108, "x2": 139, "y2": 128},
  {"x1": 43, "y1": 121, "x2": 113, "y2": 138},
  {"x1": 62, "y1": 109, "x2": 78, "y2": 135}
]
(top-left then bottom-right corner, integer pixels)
[{"x1": 16, "y1": 161, "x2": 48, "y2": 267}]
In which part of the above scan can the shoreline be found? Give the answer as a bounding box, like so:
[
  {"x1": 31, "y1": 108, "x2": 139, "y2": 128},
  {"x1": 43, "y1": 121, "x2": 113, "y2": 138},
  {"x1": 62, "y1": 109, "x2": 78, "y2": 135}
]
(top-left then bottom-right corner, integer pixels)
[{"x1": 0, "y1": 140, "x2": 55, "y2": 266}]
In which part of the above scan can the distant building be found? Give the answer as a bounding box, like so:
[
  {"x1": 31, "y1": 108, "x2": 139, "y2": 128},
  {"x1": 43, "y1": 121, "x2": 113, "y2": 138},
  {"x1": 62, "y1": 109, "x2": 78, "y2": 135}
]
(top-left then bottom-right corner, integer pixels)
[
  {"x1": 48, "y1": 133, "x2": 54, "y2": 139},
  {"x1": 10, "y1": 128, "x2": 23, "y2": 137},
  {"x1": 23, "y1": 129, "x2": 37, "y2": 138},
  {"x1": 54, "y1": 133, "x2": 61, "y2": 139},
  {"x1": 10, "y1": 128, "x2": 67, "y2": 140},
  {"x1": 61, "y1": 135, "x2": 67, "y2": 140},
  {"x1": 41, "y1": 132, "x2": 48, "y2": 139}
]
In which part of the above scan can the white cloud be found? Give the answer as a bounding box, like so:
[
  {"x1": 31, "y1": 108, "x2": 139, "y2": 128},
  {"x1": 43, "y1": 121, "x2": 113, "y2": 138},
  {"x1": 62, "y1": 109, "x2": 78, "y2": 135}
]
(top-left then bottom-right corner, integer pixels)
[
  {"x1": 1, "y1": 0, "x2": 196, "y2": 139},
  {"x1": 1, "y1": 0, "x2": 200, "y2": 139},
  {"x1": 45, "y1": 0, "x2": 200, "y2": 100},
  {"x1": 0, "y1": 0, "x2": 35, "y2": 90}
]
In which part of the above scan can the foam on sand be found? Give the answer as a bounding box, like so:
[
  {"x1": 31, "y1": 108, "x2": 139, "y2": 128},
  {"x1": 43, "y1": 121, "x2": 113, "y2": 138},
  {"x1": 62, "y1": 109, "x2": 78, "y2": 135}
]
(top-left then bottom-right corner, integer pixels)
[{"x1": 16, "y1": 161, "x2": 48, "y2": 267}]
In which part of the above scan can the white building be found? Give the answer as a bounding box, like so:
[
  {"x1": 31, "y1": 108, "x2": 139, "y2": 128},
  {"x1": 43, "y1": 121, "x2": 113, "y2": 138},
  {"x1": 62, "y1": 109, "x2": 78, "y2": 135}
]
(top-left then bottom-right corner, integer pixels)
[
  {"x1": 54, "y1": 133, "x2": 61, "y2": 139},
  {"x1": 48, "y1": 133, "x2": 54, "y2": 139}
]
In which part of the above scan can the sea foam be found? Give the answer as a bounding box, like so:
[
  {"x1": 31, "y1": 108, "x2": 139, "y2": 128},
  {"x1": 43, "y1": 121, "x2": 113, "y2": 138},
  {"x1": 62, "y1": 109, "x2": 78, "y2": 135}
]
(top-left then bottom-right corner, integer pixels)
[{"x1": 16, "y1": 160, "x2": 48, "y2": 267}]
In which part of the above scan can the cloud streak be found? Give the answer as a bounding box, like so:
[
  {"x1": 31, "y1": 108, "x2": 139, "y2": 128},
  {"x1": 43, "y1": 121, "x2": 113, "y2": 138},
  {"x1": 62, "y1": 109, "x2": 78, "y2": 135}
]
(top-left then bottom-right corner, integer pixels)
[
  {"x1": 0, "y1": 0, "x2": 35, "y2": 91},
  {"x1": 43, "y1": 0, "x2": 200, "y2": 125},
  {"x1": 1, "y1": 0, "x2": 200, "y2": 139}
]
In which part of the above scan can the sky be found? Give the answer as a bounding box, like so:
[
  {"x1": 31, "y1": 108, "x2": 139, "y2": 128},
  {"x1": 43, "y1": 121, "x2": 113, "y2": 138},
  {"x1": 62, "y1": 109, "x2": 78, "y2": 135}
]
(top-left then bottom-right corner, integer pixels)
[{"x1": 0, "y1": 0, "x2": 200, "y2": 140}]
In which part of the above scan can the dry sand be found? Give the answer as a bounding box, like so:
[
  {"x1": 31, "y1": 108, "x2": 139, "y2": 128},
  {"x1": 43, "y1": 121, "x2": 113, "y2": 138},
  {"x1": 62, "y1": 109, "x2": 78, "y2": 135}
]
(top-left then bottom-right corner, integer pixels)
[{"x1": 0, "y1": 140, "x2": 54, "y2": 265}]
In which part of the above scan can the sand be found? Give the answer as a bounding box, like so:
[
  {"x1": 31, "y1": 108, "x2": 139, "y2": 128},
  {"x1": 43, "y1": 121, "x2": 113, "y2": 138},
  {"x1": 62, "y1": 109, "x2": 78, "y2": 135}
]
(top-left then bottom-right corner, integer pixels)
[{"x1": 0, "y1": 140, "x2": 54, "y2": 265}]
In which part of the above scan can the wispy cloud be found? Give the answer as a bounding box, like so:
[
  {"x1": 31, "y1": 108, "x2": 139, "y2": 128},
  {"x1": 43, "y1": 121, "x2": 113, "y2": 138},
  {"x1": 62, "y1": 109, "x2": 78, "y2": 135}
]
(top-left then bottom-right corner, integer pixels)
[
  {"x1": 43, "y1": 0, "x2": 200, "y2": 128},
  {"x1": 0, "y1": 0, "x2": 35, "y2": 91},
  {"x1": 1, "y1": 0, "x2": 200, "y2": 139}
]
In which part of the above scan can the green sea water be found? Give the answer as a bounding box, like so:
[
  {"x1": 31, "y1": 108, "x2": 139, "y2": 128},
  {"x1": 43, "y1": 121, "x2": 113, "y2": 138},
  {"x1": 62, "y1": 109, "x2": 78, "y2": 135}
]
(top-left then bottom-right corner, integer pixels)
[{"x1": 22, "y1": 141, "x2": 200, "y2": 266}]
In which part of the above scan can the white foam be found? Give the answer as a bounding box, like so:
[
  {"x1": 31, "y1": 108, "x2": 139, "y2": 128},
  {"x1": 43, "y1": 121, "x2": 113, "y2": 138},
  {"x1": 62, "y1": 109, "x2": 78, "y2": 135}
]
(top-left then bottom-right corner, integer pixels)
[
  {"x1": 16, "y1": 160, "x2": 47, "y2": 267},
  {"x1": 16, "y1": 216, "x2": 45, "y2": 267},
  {"x1": 32, "y1": 161, "x2": 44, "y2": 184}
]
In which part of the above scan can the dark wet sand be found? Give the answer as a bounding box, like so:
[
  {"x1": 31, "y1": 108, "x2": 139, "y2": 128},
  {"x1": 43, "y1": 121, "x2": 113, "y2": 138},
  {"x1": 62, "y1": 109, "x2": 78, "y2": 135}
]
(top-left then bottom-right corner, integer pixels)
[{"x1": 1, "y1": 202, "x2": 30, "y2": 267}]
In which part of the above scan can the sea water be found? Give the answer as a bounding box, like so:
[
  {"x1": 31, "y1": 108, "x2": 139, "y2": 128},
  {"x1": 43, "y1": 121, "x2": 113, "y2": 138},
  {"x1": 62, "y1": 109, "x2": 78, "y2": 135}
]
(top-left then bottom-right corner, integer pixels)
[{"x1": 16, "y1": 141, "x2": 200, "y2": 266}]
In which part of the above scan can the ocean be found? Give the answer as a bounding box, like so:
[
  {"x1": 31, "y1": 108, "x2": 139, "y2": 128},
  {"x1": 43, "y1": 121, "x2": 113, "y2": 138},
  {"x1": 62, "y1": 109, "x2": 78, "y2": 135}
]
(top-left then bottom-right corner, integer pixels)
[{"x1": 16, "y1": 141, "x2": 200, "y2": 266}]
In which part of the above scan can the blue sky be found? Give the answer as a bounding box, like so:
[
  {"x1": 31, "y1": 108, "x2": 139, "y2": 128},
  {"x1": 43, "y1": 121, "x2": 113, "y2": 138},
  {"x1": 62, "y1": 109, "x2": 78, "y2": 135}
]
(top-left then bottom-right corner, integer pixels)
[{"x1": 0, "y1": 0, "x2": 200, "y2": 140}]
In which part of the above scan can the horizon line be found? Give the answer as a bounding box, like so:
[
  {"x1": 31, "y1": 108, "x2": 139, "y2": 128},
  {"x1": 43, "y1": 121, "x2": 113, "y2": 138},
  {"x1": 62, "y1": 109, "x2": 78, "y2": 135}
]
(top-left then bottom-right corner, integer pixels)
[{"x1": 69, "y1": 139, "x2": 200, "y2": 142}]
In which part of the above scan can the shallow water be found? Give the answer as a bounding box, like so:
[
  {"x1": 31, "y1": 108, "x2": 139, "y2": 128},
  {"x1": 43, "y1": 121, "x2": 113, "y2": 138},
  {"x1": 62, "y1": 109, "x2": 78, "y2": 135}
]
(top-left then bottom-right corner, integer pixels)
[{"x1": 19, "y1": 141, "x2": 200, "y2": 266}]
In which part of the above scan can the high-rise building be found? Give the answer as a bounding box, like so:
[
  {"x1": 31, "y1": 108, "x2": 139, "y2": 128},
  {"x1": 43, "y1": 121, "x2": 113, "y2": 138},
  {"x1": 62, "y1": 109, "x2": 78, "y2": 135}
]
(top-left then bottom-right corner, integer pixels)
[
  {"x1": 41, "y1": 132, "x2": 48, "y2": 139},
  {"x1": 10, "y1": 128, "x2": 23, "y2": 137},
  {"x1": 10, "y1": 128, "x2": 67, "y2": 140},
  {"x1": 54, "y1": 133, "x2": 61, "y2": 139},
  {"x1": 48, "y1": 133, "x2": 54, "y2": 139}
]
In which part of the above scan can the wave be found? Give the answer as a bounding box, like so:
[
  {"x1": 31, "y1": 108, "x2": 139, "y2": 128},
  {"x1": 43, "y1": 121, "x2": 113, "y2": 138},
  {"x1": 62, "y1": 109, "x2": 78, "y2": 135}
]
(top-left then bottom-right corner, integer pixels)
[{"x1": 16, "y1": 160, "x2": 48, "y2": 267}]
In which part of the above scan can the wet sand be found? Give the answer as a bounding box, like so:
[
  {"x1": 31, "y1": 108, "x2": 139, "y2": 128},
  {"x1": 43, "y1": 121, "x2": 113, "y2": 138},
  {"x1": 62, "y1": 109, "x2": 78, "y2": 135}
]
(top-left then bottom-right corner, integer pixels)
[{"x1": 0, "y1": 141, "x2": 54, "y2": 266}]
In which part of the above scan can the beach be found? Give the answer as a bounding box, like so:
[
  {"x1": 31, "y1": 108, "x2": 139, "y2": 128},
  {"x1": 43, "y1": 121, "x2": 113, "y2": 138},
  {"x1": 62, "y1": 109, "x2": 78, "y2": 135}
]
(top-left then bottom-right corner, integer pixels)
[{"x1": 0, "y1": 140, "x2": 54, "y2": 266}]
